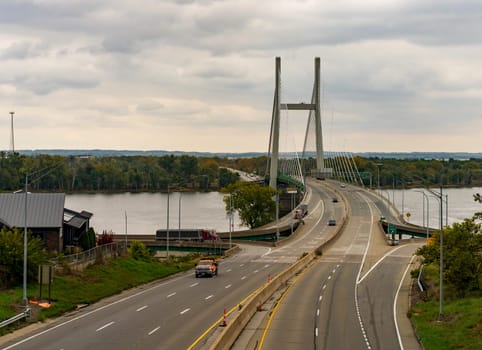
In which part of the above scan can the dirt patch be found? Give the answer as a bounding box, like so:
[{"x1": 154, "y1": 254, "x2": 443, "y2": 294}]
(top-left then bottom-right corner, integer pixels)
[{"x1": 470, "y1": 323, "x2": 482, "y2": 337}]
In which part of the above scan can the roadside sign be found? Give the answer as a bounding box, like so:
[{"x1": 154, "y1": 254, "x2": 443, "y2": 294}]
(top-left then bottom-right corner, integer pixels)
[{"x1": 388, "y1": 224, "x2": 397, "y2": 235}]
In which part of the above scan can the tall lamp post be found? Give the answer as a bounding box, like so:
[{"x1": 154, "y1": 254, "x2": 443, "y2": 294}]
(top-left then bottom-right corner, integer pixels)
[
  {"x1": 125, "y1": 210, "x2": 128, "y2": 250},
  {"x1": 275, "y1": 192, "x2": 279, "y2": 242},
  {"x1": 178, "y1": 193, "x2": 182, "y2": 242},
  {"x1": 21, "y1": 159, "x2": 71, "y2": 315},
  {"x1": 414, "y1": 190, "x2": 429, "y2": 243},
  {"x1": 10, "y1": 111, "x2": 15, "y2": 153},
  {"x1": 375, "y1": 163, "x2": 383, "y2": 195},
  {"x1": 166, "y1": 185, "x2": 170, "y2": 258},
  {"x1": 229, "y1": 194, "x2": 233, "y2": 249},
  {"x1": 426, "y1": 186, "x2": 444, "y2": 320},
  {"x1": 23, "y1": 175, "x2": 28, "y2": 312}
]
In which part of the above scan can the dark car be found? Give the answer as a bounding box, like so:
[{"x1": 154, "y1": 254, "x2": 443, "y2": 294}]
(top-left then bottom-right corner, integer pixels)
[
  {"x1": 328, "y1": 219, "x2": 337, "y2": 226},
  {"x1": 332, "y1": 197, "x2": 338, "y2": 203}
]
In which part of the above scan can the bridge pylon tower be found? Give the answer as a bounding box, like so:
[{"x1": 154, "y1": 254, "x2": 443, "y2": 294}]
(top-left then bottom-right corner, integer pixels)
[{"x1": 267, "y1": 57, "x2": 325, "y2": 190}]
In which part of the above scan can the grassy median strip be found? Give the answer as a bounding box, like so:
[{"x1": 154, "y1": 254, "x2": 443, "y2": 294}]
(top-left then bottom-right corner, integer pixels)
[{"x1": 0, "y1": 255, "x2": 197, "y2": 334}]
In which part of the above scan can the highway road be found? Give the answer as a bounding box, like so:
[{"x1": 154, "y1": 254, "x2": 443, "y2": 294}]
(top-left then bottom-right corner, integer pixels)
[
  {"x1": 244, "y1": 180, "x2": 422, "y2": 350},
  {"x1": 0, "y1": 179, "x2": 344, "y2": 350}
]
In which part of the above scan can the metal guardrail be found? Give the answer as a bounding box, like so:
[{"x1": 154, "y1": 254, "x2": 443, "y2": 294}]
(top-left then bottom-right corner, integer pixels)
[
  {"x1": 0, "y1": 308, "x2": 30, "y2": 329},
  {"x1": 418, "y1": 264, "x2": 428, "y2": 292}
]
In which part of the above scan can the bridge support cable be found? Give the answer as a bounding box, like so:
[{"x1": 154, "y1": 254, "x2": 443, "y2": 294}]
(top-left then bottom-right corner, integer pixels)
[
  {"x1": 341, "y1": 151, "x2": 357, "y2": 185},
  {"x1": 348, "y1": 152, "x2": 364, "y2": 186},
  {"x1": 337, "y1": 152, "x2": 350, "y2": 183},
  {"x1": 266, "y1": 92, "x2": 277, "y2": 180}
]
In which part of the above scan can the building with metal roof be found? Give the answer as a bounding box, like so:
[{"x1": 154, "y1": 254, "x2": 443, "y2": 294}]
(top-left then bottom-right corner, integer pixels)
[{"x1": 0, "y1": 193, "x2": 92, "y2": 252}]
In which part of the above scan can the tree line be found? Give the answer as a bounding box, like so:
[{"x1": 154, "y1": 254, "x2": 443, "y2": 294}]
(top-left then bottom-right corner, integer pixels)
[
  {"x1": 353, "y1": 156, "x2": 482, "y2": 188},
  {"x1": 0, "y1": 152, "x2": 240, "y2": 192},
  {"x1": 0, "y1": 152, "x2": 481, "y2": 193}
]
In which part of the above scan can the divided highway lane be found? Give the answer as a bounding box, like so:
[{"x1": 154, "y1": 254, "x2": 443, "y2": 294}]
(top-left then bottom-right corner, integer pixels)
[
  {"x1": 357, "y1": 244, "x2": 419, "y2": 349},
  {"x1": 1, "y1": 246, "x2": 290, "y2": 350},
  {"x1": 257, "y1": 182, "x2": 372, "y2": 349}
]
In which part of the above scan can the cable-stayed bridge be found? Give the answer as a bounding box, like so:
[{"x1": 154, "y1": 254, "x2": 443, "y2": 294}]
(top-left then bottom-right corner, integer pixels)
[{"x1": 266, "y1": 57, "x2": 363, "y2": 193}]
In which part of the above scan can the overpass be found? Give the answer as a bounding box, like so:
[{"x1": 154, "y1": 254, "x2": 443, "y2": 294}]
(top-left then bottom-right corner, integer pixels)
[{"x1": 380, "y1": 218, "x2": 437, "y2": 240}]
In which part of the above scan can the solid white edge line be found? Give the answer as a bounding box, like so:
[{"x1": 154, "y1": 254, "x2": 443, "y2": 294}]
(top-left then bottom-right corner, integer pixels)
[
  {"x1": 394, "y1": 255, "x2": 416, "y2": 350},
  {"x1": 354, "y1": 191, "x2": 375, "y2": 349},
  {"x1": 358, "y1": 245, "x2": 406, "y2": 284}
]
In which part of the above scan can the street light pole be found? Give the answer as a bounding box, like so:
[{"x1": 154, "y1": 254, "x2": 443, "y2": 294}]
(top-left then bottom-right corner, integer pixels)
[
  {"x1": 229, "y1": 194, "x2": 233, "y2": 249},
  {"x1": 166, "y1": 185, "x2": 170, "y2": 258},
  {"x1": 375, "y1": 163, "x2": 383, "y2": 195},
  {"x1": 276, "y1": 192, "x2": 279, "y2": 242},
  {"x1": 427, "y1": 186, "x2": 444, "y2": 319},
  {"x1": 23, "y1": 174, "x2": 28, "y2": 311},
  {"x1": 392, "y1": 175, "x2": 395, "y2": 208},
  {"x1": 178, "y1": 193, "x2": 182, "y2": 242},
  {"x1": 445, "y1": 194, "x2": 448, "y2": 228},
  {"x1": 10, "y1": 111, "x2": 15, "y2": 153},
  {"x1": 125, "y1": 210, "x2": 127, "y2": 250},
  {"x1": 415, "y1": 190, "x2": 429, "y2": 243}
]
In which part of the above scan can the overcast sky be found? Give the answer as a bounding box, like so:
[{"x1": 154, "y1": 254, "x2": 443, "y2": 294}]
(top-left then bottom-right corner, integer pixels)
[{"x1": 1, "y1": 0, "x2": 481, "y2": 153}]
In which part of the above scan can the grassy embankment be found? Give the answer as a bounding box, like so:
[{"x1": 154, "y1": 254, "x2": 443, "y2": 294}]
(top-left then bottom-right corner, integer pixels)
[
  {"x1": 409, "y1": 265, "x2": 482, "y2": 349},
  {"x1": 0, "y1": 254, "x2": 198, "y2": 335}
]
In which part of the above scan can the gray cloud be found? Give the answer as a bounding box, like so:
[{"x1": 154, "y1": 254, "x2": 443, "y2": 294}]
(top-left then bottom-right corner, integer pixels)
[{"x1": 0, "y1": 0, "x2": 481, "y2": 152}]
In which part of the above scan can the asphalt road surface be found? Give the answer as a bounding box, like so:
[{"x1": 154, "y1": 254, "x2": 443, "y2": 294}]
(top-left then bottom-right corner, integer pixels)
[{"x1": 0, "y1": 179, "x2": 343, "y2": 350}]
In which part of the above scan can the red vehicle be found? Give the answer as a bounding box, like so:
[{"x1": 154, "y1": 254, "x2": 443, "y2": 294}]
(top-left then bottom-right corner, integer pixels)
[
  {"x1": 201, "y1": 229, "x2": 218, "y2": 241},
  {"x1": 294, "y1": 204, "x2": 308, "y2": 219}
]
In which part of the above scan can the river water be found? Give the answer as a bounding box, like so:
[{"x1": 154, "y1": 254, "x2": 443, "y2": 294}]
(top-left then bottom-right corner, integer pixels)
[
  {"x1": 65, "y1": 192, "x2": 244, "y2": 235},
  {"x1": 388, "y1": 187, "x2": 481, "y2": 229},
  {"x1": 65, "y1": 187, "x2": 482, "y2": 235}
]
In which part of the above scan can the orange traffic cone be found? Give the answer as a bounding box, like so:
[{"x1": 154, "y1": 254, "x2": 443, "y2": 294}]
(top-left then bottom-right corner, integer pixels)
[{"x1": 219, "y1": 308, "x2": 227, "y2": 327}]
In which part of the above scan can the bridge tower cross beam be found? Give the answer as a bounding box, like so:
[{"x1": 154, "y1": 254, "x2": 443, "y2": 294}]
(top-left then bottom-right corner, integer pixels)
[{"x1": 268, "y1": 57, "x2": 324, "y2": 190}]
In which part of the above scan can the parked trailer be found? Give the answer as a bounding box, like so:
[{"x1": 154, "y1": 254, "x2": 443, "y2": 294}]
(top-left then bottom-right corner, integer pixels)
[{"x1": 156, "y1": 229, "x2": 218, "y2": 241}]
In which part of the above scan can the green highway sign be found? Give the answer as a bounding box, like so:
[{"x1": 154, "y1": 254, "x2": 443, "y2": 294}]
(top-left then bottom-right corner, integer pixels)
[{"x1": 388, "y1": 224, "x2": 397, "y2": 235}]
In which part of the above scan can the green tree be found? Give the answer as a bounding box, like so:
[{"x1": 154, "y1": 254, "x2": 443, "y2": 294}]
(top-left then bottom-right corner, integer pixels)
[
  {"x1": 0, "y1": 227, "x2": 47, "y2": 288},
  {"x1": 129, "y1": 240, "x2": 152, "y2": 261},
  {"x1": 218, "y1": 167, "x2": 240, "y2": 188},
  {"x1": 80, "y1": 227, "x2": 96, "y2": 250},
  {"x1": 416, "y1": 209, "x2": 482, "y2": 297},
  {"x1": 222, "y1": 181, "x2": 277, "y2": 229}
]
